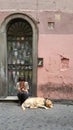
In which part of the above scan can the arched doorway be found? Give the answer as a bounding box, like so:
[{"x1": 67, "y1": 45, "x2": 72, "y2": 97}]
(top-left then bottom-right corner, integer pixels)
[
  {"x1": 7, "y1": 18, "x2": 33, "y2": 96},
  {"x1": 0, "y1": 13, "x2": 38, "y2": 97}
]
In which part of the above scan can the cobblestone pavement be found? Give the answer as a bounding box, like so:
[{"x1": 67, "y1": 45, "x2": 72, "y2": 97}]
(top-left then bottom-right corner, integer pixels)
[{"x1": 0, "y1": 102, "x2": 73, "y2": 130}]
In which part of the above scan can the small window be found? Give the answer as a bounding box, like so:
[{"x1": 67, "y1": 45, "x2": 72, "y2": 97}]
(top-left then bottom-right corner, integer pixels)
[{"x1": 48, "y1": 22, "x2": 55, "y2": 30}]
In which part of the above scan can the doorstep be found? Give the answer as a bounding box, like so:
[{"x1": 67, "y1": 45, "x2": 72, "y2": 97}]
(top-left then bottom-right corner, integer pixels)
[{"x1": 0, "y1": 96, "x2": 18, "y2": 101}]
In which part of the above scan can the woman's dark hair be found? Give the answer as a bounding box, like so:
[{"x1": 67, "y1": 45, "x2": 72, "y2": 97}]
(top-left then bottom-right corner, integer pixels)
[{"x1": 18, "y1": 76, "x2": 25, "y2": 82}]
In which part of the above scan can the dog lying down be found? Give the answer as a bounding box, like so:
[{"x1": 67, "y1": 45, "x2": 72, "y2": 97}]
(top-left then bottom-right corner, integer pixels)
[{"x1": 21, "y1": 97, "x2": 53, "y2": 111}]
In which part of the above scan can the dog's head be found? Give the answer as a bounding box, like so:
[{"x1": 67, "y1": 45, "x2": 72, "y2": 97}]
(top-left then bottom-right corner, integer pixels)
[{"x1": 45, "y1": 99, "x2": 53, "y2": 108}]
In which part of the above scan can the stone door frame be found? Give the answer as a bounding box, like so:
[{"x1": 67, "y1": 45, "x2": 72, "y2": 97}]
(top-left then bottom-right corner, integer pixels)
[{"x1": 0, "y1": 13, "x2": 38, "y2": 97}]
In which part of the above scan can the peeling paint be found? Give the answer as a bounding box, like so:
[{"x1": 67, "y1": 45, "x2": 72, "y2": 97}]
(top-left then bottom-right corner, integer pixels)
[
  {"x1": 39, "y1": 82, "x2": 73, "y2": 99},
  {"x1": 60, "y1": 55, "x2": 69, "y2": 71},
  {"x1": 0, "y1": 63, "x2": 5, "y2": 79},
  {"x1": 40, "y1": 83, "x2": 73, "y2": 93}
]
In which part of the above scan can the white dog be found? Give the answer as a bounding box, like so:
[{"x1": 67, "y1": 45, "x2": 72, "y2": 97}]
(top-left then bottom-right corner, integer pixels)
[{"x1": 21, "y1": 97, "x2": 53, "y2": 111}]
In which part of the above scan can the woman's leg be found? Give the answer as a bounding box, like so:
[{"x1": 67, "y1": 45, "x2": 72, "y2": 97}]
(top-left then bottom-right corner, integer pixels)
[
  {"x1": 17, "y1": 91, "x2": 30, "y2": 104},
  {"x1": 17, "y1": 92, "x2": 23, "y2": 105},
  {"x1": 21, "y1": 92, "x2": 29, "y2": 103}
]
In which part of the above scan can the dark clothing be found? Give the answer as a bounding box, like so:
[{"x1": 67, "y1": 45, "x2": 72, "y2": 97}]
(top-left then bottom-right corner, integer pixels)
[{"x1": 17, "y1": 91, "x2": 30, "y2": 104}]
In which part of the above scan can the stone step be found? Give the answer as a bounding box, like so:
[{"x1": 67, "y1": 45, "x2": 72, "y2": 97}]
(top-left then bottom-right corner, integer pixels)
[{"x1": 0, "y1": 96, "x2": 18, "y2": 101}]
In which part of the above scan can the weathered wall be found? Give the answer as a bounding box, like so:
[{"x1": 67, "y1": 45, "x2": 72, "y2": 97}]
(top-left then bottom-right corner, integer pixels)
[
  {"x1": 0, "y1": 0, "x2": 73, "y2": 99},
  {"x1": 0, "y1": 0, "x2": 73, "y2": 13},
  {"x1": 37, "y1": 34, "x2": 73, "y2": 99},
  {"x1": 37, "y1": 11, "x2": 73, "y2": 99}
]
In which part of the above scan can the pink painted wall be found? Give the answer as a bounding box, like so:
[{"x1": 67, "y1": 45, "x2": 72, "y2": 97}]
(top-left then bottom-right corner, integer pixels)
[
  {"x1": 37, "y1": 34, "x2": 73, "y2": 99},
  {"x1": 0, "y1": 9, "x2": 73, "y2": 99}
]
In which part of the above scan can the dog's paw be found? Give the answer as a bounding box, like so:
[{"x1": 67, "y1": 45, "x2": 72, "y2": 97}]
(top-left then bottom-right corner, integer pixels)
[
  {"x1": 22, "y1": 107, "x2": 26, "y2": 111},
  {"x1": 50, "y1": 105, "x2": 53, "y2": 108},
  {"x1": 49, "y1": 104, "x2": 53, "y2": 108},
  {"x1": 45, "y1": 107, "x2": 49, "y2": 109},
  {"x1": 21, "y1": 106, "x2": 26, "y2": 111}
]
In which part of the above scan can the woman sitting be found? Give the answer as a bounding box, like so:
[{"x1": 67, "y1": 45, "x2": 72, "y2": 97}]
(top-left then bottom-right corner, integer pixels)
[{"x1": 16, "y1": 76, "x2": 30, "y2": 105}]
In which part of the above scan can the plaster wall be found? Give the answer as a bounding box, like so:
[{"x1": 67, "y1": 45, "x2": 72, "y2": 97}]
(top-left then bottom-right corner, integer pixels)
[
  {"x1": 37, "y1": 34, "x2": 73, "y2": 99},
  {"x1": 0, "y1": 0, "x2": 73, "y2": 13},
  {"x1": 0, "y1": 9, "x2": 73, "y2": 99}
]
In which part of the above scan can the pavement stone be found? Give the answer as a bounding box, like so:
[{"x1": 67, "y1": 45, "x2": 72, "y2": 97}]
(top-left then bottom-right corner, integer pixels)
[{"x1": 0, "y1": 102, "x2": 73, "y2": 130}]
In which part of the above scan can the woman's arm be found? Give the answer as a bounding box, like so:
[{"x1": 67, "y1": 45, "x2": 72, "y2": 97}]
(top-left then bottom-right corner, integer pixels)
[
  {"x1": 25, "y1": 82, "x2": 29, "y2": 90},
  {"x1": 16, "y1": 82, "x2": 21, "y2": 92}
]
